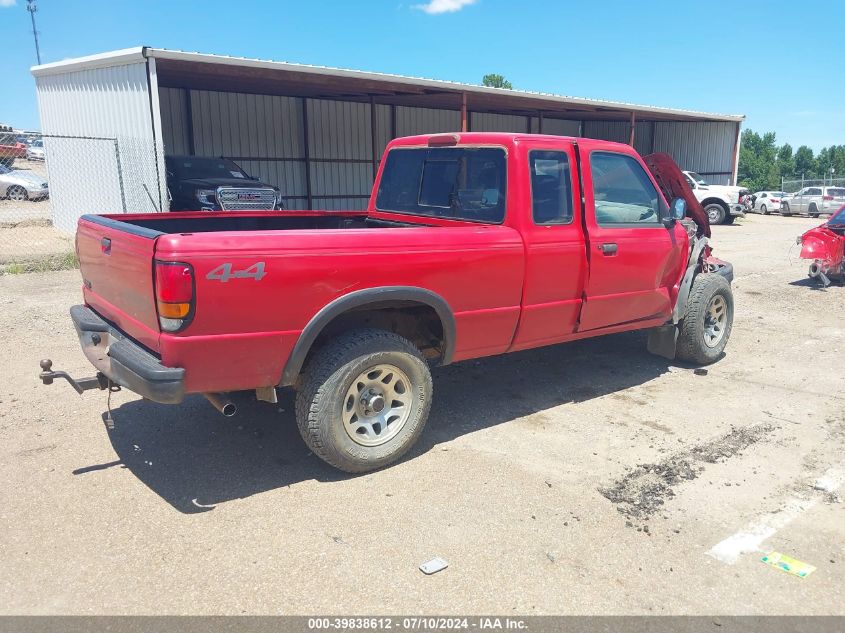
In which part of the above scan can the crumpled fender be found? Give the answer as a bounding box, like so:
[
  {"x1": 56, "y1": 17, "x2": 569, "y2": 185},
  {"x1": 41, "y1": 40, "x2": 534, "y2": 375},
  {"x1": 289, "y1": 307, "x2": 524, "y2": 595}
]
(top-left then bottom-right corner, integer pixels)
[
  {"x1": 644, "y1": 152, "x2": 711, "y2": 238},
  {"x1": 800, "y1": 225, "x2": 844, "y2": 267}
]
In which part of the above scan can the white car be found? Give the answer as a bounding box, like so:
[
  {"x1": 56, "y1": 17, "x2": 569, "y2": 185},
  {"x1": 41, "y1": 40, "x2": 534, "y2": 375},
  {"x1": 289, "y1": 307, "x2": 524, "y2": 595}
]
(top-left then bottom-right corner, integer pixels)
[
  {"x1": 26, "y1": 139, "x2": 45, "y2": 161},
  {"x1": 682, "y1": 171, "x2": 748, "y2": 225},
  {"x1": 750, "y1": 191, "x2": 787, "y2": 215},
  {"x1": 0, "y1": 164, "x2": 49, "y2": 201},
  {"x1": 781, "y1": 186, "x2": 845, "y2": 217}
]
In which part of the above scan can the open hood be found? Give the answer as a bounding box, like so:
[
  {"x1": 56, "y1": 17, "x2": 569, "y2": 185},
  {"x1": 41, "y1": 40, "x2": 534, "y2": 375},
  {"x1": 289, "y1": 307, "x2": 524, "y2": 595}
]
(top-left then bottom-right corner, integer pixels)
[{"x1": 644, "y1": 153, "x2": 711, "y2": 238}]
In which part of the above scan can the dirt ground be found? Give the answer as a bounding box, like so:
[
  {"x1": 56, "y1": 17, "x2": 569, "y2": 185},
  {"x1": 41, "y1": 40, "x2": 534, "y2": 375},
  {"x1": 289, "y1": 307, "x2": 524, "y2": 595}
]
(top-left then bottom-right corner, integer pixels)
[{"x1": 0, "y1": 214, "x2": 843, "y2": 615}]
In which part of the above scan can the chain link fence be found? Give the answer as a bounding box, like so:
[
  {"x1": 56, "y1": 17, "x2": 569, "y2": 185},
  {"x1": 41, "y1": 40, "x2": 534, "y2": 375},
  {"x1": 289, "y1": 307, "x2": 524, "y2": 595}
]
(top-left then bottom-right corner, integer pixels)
[
  {"x1": 1, "y1": 129, "x2": 162, "y2": 273},
  {"x1": 780, "y1": 176, "x2": 845, "y2": 193}
]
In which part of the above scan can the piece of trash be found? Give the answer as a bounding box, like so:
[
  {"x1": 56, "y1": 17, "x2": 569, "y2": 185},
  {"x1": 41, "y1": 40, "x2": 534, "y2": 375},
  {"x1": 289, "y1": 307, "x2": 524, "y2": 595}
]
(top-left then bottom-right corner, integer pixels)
[
  {"x1": 761, "y1": 552, "x2": 816, "y2": 578},
  {"x1": 693, "y1": 368, "x2": 708, "y2": 376},
  {"x1": 419, "y1": 557, "x2": 448, "y2": 575},
  {"x1": 811, "y1": 477, "x2": 837, "y2": 492}
]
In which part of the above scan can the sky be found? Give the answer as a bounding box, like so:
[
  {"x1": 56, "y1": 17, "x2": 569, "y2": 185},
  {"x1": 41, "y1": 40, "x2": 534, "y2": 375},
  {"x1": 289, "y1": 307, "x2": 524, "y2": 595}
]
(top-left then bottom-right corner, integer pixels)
[{"x1": 1, "y1": 0, "x2": 843, "y2": 151}]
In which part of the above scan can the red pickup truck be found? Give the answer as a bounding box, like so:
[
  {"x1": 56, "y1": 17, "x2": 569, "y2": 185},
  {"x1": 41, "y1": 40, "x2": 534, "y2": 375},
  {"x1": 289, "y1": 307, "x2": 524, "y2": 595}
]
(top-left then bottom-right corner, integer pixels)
[{"x1": 40, "y1": 133, "x2": 734, "y2": 472}]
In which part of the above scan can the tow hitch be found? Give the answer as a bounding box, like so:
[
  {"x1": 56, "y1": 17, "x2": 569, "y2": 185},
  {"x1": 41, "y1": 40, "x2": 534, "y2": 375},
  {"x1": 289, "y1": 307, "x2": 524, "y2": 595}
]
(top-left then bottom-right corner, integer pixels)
[{"x1": 38, "y1": 359, "x2": 114, "y2": 394}]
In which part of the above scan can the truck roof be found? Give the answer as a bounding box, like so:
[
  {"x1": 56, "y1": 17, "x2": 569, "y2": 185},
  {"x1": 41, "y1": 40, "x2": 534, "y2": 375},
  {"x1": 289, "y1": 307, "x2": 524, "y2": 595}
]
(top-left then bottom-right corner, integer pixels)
[{"x1": 387, "y1": 132, "x2": 635, "y2": 153}]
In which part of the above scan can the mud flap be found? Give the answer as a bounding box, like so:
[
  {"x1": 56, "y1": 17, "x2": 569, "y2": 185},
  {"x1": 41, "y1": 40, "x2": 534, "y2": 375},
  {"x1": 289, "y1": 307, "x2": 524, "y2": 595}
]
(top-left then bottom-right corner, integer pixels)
[{"x1": 647, "y1": 324, "x2": 678, "y2": 360}]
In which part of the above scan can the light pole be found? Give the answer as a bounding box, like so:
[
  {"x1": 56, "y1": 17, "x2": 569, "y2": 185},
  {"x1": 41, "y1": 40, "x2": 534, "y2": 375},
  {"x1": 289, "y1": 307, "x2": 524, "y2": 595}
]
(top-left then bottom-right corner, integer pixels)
[{"x1": 27, "y1": 0, "x2": 41, "y2": 66}]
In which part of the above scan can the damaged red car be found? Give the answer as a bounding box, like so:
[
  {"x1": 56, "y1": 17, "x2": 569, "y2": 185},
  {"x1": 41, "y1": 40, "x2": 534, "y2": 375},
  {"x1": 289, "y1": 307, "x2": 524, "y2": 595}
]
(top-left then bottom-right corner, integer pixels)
[{"x1": 798, "y1": 205, "x2": 845, "y2": 286}]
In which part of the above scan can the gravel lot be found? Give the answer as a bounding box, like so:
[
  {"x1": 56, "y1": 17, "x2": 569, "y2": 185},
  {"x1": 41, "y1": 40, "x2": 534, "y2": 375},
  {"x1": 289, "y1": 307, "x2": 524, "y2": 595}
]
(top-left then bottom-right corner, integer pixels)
[{"x1": 1, "y1": 214, "x2": 843, "y2": 615}]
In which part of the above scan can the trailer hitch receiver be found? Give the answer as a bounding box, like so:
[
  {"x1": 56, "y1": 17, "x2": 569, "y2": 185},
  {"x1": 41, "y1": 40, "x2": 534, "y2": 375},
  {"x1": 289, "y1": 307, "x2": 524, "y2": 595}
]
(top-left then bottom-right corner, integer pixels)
[{"x1": 39, "y1": 359, "x2": 112, "y2": 395}]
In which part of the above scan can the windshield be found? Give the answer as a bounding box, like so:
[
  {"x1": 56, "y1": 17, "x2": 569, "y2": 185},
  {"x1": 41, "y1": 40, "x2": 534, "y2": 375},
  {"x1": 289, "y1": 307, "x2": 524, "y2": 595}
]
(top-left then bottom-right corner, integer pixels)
[
  {"x1": 0, "y1": 165, "x2": 10, "y2": 175},
  {"x1": 166, "y1": 157, "x2": 250, "y2": 180},
  {"x1": 687, "y1": 172, "x2": 708, "y2": 186},
  {"x1": 376, "y1": 146, "x2": 507, "y2": 223}
]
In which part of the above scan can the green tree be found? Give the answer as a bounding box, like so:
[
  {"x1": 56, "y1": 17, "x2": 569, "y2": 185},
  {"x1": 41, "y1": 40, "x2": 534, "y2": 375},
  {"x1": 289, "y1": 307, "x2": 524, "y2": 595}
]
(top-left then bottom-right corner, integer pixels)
[
  {"x1": 482, "y1": 74, "x2": 513, "y2": 89},
  {"x1": 794, "y1": 145, "x2": 816, "y2": 177},
  {"x1": 738, "y1": 129, "x2": 778, "y2": 191}
]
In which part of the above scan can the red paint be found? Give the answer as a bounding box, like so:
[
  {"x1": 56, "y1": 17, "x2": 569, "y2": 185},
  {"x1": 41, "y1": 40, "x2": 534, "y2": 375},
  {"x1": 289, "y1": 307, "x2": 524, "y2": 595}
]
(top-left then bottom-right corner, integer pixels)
[
  {"x1": 75, "y1": 133, "x2": 705, "y2": 396},
  {"x1": 799, "y1": 208, "x2": 845, "y2": 279}
]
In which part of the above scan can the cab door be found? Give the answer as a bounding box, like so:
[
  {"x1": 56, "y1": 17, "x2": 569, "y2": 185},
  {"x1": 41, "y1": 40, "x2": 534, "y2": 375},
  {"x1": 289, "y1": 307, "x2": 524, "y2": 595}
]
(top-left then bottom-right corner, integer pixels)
[{"x1": 577, "y1": 147, "x2": 687, "y2": 332}]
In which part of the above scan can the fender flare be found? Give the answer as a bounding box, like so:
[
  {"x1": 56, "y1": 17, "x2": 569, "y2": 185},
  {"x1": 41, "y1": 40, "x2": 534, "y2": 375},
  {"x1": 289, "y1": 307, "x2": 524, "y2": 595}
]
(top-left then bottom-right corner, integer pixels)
[
  {"x1": 672, "y1": 236, "x2": 709, "y2": 324},
  {"x1": 279, "y1": 286, "x2": 456, "y2": 387}
]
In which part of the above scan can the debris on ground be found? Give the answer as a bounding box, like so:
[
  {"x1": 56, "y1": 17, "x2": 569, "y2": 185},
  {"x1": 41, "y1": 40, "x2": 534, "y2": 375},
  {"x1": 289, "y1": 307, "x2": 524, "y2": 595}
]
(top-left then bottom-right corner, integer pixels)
[
  {"x1": 600, "y1": 424, "x2": 775, "y2": 520},
  {"x1": 761, "y1": 552, "x2": 816, "y2": 578},
  {"x1": 419, "y1": 557, "x2": 449, "y2": 575},
  {"x1": 694, "y1": 368, "x2": 709, "y2": 376}
]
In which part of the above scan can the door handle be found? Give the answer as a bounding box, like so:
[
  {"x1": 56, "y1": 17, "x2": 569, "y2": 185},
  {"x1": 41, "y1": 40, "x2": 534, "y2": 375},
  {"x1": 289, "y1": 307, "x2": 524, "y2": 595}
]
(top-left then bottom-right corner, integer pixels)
[{"x1": 599, "y1": 242, "x2": 618, "y2": 255}]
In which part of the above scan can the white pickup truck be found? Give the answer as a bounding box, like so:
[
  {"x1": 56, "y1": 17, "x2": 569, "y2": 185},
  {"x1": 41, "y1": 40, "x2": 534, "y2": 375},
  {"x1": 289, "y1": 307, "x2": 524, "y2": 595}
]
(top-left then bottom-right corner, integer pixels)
[{"x1": 682, "y1": 171, "x2": 748, "y2": 225}]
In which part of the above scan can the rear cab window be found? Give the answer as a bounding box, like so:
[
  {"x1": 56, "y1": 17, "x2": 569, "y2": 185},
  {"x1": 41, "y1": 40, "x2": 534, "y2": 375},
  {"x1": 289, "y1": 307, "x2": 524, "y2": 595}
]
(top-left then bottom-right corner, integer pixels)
[
  {"x1": 590, "y1": 152, "x2": 665, "y2": 226},
  {"x1": 529, "y1": 150, "x2": 573, "y2": 225},
  {"x1": 376, "y1": 147, "x2": 507, "y2": 223}
]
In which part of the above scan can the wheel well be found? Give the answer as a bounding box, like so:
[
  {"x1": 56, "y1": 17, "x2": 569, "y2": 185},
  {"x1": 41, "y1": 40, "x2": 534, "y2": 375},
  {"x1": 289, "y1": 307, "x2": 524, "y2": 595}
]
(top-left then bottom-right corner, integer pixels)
[
  {"x1": 701, "y1": 198, "x2": 728, "y2": 210},
  {"x1": 286, "y1": 299, "x2": 451, "y2": 388}
]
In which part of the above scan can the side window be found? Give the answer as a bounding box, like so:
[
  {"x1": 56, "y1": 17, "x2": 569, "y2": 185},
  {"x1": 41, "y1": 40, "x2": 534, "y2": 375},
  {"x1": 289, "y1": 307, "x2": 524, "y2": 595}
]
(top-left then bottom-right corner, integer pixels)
[
  {"x1": 760, "y1": 193, "x2": 767, "y2": 198},
  {"x1": 807, "y1": 188, "x2": 822, "y2": 196},
  {"x1": 529, "y1": 150, "x2": 573, "y2": 225},
  {"x1": 590, "y1": 152, "x2": 664, "y2": 226}
]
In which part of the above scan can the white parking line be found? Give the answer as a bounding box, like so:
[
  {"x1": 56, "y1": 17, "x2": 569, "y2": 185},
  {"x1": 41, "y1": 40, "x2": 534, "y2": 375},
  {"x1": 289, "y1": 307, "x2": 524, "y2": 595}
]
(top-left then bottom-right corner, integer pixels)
[{"x1": 707, "y1": 467, "x2": 844, "y2": 565}]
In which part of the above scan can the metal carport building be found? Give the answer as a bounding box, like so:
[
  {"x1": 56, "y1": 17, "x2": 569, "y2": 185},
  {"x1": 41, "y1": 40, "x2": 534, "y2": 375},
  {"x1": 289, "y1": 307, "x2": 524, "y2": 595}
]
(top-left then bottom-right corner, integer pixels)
[{"x1": 32, "y1": 46, "x2": 745, "y2": 232}]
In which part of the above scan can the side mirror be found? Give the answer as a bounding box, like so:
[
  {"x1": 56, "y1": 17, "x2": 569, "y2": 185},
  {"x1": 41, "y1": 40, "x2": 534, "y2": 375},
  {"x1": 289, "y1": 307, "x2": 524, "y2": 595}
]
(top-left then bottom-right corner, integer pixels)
[{"x1": 664, "y1": 198, "x2": 686, "y2": 227}]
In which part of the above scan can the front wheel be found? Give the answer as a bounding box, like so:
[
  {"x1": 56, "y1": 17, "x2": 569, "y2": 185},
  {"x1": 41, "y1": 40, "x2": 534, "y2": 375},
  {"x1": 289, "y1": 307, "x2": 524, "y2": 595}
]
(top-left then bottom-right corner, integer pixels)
[
  {"x1": 760, "y1": 204, "x2": 768, "y2": 215},
  {"x1": 705, "y1": 203, "x2": 727, "y2": 225},
  {"x1": 676, "y1": 274, "x2": 734, "y2": 365},
  {"x1": 295, "y1": 328, "x2": 433, "y2": 473},
  {"x1": 7, "y1": 185, "x2": 28, "y2": 202}
]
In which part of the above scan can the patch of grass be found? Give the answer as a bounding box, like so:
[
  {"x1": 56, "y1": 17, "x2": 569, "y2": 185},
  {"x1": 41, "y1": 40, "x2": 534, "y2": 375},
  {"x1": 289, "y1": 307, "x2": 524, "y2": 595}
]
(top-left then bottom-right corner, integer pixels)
[{"x1": 0, "y1": 251, "x2": 79, "y2": 275}]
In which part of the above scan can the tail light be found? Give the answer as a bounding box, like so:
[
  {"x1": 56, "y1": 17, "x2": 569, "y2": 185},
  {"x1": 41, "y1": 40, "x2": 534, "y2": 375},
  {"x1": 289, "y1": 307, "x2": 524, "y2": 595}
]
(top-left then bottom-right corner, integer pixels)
[
  {"x1": 154, "y1": 260, "x2": 195, "y2": 332},
  {"x1": 823, "y1": 195, "x2": 834, "y2": 201},
  {"x1": 771, "y1": 198, "x2": 780, "y2": 203}
]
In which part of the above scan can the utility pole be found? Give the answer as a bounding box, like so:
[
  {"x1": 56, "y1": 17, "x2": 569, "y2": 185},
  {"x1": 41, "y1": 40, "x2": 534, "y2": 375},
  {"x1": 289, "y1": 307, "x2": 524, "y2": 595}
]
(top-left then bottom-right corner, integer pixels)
[{"x1": 27, "y1": 0, "x2": 41, "y2": 65}]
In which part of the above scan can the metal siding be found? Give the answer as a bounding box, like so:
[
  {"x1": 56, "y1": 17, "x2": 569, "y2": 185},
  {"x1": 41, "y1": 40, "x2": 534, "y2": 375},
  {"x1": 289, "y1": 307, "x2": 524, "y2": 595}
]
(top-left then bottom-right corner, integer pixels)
[
  {"x1": 471, "y1": 112, "x2": 530, "y2": 133},
  {"x1": 306, "y1": 98, "x2": 371, "y2": 160},
  {"x1": 374, "y1": 104, "x2": 392, "y2": 160},
  {"x1": 158, "y1": 87, "x2": 190, "y2": 155},
  {"x1": 395, "y1": 106, "x2": 461, "y2": 136},
  {"x1": 536, "y1": 118, "x2": 581, "y2": 136},
  {"x1": 653, "y1": 121, "x2": 736, "y2": 184},
  {"x1": 583, "y1": 121, "x2": 631, "y2": 144},
  {"x1": 34, "y1": 61, "x2": 161, "y2": 231}
]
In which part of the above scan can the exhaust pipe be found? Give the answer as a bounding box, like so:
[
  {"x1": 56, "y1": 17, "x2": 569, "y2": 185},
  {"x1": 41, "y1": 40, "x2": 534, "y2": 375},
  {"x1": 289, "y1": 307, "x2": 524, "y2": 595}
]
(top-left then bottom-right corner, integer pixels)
[
  {"x1": 808, "y1": 262, "x2": 831, "y2": 287},
  {"x1": 204, "y1": 392, "x2": 237, "y2": 417}
]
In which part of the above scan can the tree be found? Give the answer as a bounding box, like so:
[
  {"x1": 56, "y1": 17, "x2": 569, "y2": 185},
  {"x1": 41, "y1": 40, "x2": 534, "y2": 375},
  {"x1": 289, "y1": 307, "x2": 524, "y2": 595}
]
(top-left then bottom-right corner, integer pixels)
[
  {"x1": 482, "y1": 74, "x2": 513, "y2": 89},
  {"x1": 794, "y1": 146, "x2": 815, "y2": 177}
]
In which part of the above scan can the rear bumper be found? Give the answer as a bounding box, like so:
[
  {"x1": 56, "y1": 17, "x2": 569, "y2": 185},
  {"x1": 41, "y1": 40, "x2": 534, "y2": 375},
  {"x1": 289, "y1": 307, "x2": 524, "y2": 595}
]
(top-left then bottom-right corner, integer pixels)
[
  {"x1": 729, "y1": 204, "x2": 746, "y2": 217},
  {"x1": 71, "y1": 305, "x2": 185, "y2": 404}
]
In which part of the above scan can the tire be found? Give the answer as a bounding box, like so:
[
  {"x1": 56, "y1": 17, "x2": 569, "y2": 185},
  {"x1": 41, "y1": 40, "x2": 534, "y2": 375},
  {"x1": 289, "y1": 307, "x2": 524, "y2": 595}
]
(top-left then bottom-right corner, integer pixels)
[
  {"x1": 704, "y1": 202, "x2": 727, "y2": 225},
  {"x1": 760, "y1": 204, "x2": 768, "y2": 215},
  {"x1": 781, "y1": 202, "x2": 791, "y2": 216},
  {"x1": 808, "y1": 203, "x2": 819, "y2": 218},
  {"x1": 676, "y1": 273, "x2": 734, "y2": 365},
  {"x1": 295, "y1": 328, "x2": 433, "y2": 473},
  {"x1": 6, "y1": 185, "x2": 28, "y2": 202},
  {"x1": 723, "y1": 215, "x2": 736, "y2": 225}
]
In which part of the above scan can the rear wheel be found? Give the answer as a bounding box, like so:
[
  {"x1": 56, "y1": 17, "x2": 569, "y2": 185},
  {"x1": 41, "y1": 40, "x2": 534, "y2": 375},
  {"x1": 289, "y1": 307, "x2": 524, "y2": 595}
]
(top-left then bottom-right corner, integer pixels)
[
  {"x1": 295, "y1": 328, "x2": 433, "y2": 473},
  {"x1": 809, "y1": 203, "x2": 819, "y2": 218},
  {"x1": 760, "y1": 204, "x2": 768, "y2": 215},
  {"x1": 7, "y1": 185, "x2": 27, "y2": 202},
  {"x1": 676, "y1": 274, "x2": 734, "y2": 365},
  {"x1": 705, "y1": 203, "x2": 727, "y2": 225}
]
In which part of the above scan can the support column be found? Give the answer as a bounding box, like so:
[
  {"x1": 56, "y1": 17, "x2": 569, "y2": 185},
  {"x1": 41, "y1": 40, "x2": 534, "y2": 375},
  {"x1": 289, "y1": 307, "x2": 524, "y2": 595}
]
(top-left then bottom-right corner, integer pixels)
[
  {"x1": 628, "y1": 111, "x2": 636, "y2": 146},
  {"x1": 301, "y1": 98, "x2": 313, "y2": 209},
  {"x1": 538, "y1": 111, "x2": 544, "y2": 134},
  {"x1": 460, "y1": 92, "x2": 468, "y2": 132},
  {"x1": 370, "y1": 95, "x2": 378, "y2": 180}
]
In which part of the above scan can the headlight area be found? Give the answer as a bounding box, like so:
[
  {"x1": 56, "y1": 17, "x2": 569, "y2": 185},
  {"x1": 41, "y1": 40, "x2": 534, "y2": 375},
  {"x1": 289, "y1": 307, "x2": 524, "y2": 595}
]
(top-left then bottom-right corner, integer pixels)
[{"x1": 195, "y1": 188, "x2": 219, "y2": 209}]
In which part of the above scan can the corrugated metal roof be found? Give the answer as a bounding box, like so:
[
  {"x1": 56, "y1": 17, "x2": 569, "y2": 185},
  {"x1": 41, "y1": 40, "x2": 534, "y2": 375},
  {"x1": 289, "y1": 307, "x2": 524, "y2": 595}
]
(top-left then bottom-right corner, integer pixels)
[{"x1": 31, "y1": 47, "x2": 745, "y2": 123}]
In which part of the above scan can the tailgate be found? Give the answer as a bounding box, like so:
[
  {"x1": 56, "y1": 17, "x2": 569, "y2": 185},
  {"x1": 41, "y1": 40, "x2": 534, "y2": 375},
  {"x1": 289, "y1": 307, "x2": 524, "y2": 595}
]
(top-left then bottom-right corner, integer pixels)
[{"x1": 76, "y1": 215, "x2": 161, "y2": 352}]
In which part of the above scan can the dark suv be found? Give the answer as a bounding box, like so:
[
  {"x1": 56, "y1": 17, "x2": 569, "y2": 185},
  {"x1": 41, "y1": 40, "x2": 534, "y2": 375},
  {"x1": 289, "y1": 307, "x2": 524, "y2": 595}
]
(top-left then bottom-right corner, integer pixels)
[{"x1": 166, "y1": 156, "x2": 284, "y2": 212}]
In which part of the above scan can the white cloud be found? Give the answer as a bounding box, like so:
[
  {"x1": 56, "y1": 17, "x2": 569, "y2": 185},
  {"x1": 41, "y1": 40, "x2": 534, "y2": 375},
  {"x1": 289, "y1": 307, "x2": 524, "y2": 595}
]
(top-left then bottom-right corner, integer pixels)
[
  {"x1": 413, "y1": 0, "x2": 477, "y2": 14},
  {"x1": 0, "y1": 0, "x2": 18, "y2": 8}
]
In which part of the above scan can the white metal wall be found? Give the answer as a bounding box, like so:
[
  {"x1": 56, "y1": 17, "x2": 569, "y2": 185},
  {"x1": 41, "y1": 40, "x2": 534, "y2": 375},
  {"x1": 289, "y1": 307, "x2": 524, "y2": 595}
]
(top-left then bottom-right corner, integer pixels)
[
  {"x1": 35, "y1": 61, "x2": 163, "y2": 232},
  {"x1": 653, "y1": 121, "x2": 738, "y2": 185}
]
